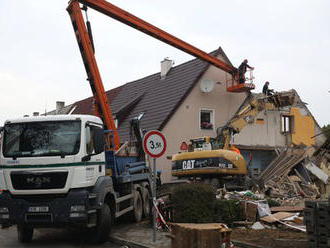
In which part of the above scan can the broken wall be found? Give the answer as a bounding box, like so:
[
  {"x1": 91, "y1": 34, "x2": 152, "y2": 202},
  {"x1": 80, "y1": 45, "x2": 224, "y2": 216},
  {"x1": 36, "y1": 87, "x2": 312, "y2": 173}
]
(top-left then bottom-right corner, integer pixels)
[
  {"x1": 233, "y1": 98, "x2": 324, "y2": 148},
  {"x1": 290, "y1": 107, "x2": 315, "y2": 146},
  {"x1": 232, "y1": 110, "x2": 288, "y2": 147}
]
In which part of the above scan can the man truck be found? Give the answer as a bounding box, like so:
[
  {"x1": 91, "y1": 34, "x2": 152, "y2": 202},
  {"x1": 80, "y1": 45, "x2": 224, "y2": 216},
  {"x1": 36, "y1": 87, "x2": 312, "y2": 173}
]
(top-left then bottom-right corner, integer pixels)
[{"x1": 0, "y1": 0, "x2": 260, "y2": 243}]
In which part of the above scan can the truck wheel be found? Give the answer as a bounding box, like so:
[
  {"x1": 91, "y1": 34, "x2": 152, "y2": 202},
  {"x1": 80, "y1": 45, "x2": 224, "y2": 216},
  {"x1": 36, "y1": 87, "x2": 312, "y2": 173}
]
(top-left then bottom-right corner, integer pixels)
[
  {"x1": 17, "y1": 225, "x2": 33, "y2": 243},
  {"x1": 203, "y1": 178, "x2": 211, "y2": 184},
  {"x1": 210, "y1": 178, "x2": 220, "y2": 189},
  {"x1": 142, "y1": 189, "x2": 151, "y2": 217},
  {"x1": 133, "y1": 190, "x2": 143, "y2": 222},
  {"x1": 90, "y1": 203, "x2": 111, "y2": 244}
]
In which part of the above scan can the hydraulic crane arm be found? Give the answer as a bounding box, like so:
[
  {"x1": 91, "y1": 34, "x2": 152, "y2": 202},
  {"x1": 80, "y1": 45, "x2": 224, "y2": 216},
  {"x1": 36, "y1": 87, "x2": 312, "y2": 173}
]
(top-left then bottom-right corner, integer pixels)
[
  {"x1": 75, "y1": 0, "x2": 237, "y2": 75},
  {"x1": 67, "y1": 0, "x2": 240, "y2": 151},
  {"x1": 67, "y1": 1, "x2": 120, "y2": 150}
]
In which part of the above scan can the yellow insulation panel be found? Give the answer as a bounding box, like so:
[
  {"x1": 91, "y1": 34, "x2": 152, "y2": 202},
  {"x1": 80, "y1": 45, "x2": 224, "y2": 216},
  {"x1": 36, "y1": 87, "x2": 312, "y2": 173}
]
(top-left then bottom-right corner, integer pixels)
[{"x1": 290, "y1": 107, "x2": 315, "y2": 146}]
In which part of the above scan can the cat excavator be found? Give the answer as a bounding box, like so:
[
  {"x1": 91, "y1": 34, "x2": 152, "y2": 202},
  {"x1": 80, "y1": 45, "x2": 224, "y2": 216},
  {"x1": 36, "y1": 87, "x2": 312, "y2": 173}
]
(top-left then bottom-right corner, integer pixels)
[{"x1": 171, "y1": 92, "x2": 296, "y2": 188}]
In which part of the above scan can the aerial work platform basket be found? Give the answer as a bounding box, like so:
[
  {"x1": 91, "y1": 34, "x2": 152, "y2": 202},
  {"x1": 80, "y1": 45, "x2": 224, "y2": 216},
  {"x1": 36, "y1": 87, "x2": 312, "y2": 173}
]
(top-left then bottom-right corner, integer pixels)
[
  {"x1": 227, "y1": 83, "x2": 255, "y2": 92},
  {"x1": 226, "y1": 69, "x2": 255, "y2": 93}
]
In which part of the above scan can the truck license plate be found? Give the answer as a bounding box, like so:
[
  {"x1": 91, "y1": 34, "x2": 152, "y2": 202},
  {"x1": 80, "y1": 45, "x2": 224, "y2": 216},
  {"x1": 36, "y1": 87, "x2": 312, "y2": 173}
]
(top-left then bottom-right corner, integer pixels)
[{"x1": 28, "y1": 206, "x2": 49, "y2": 212}]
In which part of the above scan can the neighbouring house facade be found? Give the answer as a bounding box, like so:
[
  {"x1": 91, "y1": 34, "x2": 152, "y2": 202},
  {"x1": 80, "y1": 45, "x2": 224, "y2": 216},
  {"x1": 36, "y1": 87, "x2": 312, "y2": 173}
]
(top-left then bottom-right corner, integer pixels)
[{"x1": 47, "y1": 47, "x2": 326, "y2": 182}]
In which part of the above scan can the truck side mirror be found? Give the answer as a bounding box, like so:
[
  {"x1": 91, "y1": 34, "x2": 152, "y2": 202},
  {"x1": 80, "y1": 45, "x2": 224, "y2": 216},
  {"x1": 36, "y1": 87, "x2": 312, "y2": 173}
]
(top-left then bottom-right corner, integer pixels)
[{"x1": 93, "y1": 128, "x2": 105, "y2": 154}]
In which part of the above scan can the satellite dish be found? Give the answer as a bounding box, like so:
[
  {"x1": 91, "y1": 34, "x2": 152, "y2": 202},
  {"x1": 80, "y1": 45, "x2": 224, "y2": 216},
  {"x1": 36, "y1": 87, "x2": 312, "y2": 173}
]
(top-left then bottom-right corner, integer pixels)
[{"x1": 200, "y1": 79, "x2": 215, "y2": 93}]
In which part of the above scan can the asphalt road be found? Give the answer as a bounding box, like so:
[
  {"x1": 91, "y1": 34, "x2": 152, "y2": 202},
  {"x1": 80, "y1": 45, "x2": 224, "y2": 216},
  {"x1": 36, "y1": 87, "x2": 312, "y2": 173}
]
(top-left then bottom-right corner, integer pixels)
[{"x1": 0, "y1": 226, "x2": 122, "y2": 248}]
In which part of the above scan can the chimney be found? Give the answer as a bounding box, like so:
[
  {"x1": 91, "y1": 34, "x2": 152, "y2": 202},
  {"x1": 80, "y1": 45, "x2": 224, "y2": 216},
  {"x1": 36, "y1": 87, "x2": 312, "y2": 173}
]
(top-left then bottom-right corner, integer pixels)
[
  {"x1": 56, "y1": 101, "x2": 65, "y2": 114},
  {"x1": 33, "y1": 112, "x2": 39, "y2": 116},
  {"x1": 160, "y1": 58, "x2": 174, "y2": 79}
]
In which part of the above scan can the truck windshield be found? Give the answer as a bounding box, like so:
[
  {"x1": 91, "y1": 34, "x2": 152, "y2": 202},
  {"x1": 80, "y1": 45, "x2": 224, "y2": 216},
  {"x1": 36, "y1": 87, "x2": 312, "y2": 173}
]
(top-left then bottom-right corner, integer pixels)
[{"x1": 2, "y1": 121, "x2": 81, "y2": 158}]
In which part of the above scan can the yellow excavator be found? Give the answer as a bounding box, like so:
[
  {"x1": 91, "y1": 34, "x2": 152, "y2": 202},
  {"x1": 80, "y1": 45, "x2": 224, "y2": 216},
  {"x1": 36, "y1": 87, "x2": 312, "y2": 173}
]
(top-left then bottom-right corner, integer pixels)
[{"x1": 171, "y1": 92, "x2": 295, "y2": 188}]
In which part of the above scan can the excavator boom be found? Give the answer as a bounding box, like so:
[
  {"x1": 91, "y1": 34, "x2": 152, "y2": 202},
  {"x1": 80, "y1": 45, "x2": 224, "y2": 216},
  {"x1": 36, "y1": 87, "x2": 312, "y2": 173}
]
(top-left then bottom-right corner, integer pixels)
[{"x1": 217, "y1": 92, "x2": 296, "y2": 149}]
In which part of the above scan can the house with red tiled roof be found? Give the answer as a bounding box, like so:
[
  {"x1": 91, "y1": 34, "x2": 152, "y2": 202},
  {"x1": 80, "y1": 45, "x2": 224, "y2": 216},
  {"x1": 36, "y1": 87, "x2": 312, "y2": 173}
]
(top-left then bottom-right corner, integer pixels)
[{"x1": 49, "y1": 47, "x2": 325, "y2": 182}]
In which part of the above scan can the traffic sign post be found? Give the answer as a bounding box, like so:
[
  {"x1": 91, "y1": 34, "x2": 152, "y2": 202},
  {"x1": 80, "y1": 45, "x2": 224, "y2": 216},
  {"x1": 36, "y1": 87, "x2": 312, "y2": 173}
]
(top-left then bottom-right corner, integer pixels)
[{"x1": 143, "y1": 130, "x2": 167, "y2": 243}]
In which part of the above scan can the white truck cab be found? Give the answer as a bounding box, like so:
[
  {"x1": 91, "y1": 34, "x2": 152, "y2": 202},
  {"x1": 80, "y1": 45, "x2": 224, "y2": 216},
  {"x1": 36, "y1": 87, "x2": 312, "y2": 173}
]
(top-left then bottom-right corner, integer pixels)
[
  {"x1": 0, "y1": 115, "x2": 105, "y2": 195},
  {"x1": 0, "y1": 115, "x2": 151, "y2": 243}
]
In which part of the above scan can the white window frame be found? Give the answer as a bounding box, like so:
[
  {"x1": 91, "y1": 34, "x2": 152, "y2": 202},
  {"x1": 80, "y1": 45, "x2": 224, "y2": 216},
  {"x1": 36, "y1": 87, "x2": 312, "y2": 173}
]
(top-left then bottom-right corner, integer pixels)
[
  {"x1": 199, "y1": 108, "x2": 215, "y2": 131},
  {"x1": 113, "y1": 116, "x2": 118, "y2": 128},
  {"x1": 281, "y1": 115, "x2": 294, "y2": 133}
]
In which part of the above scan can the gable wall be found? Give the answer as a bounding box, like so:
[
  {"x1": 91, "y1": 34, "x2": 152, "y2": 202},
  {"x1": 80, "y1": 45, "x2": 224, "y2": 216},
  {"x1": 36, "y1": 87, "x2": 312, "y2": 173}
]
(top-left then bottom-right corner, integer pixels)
[{"x1": 159, "y1": 54, "x2": 247, "y2": 182}]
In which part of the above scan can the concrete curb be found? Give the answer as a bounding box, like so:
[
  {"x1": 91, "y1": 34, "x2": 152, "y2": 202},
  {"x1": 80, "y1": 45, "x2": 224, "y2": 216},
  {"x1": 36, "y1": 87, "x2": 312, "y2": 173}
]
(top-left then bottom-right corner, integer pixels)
[
  {"x1": 110, "y1": 235, "x2": 270, "y2": 248},
  {"x1": 232, "y1": 240, "x2": 271, "y2": 248},
  {"x1": 110, "y1": 235, "x2": 150, "y2": 248}
]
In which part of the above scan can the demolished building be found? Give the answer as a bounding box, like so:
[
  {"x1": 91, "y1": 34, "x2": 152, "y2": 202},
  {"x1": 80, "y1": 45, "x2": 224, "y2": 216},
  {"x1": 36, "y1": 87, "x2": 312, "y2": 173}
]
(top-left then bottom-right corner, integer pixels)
[{"x1": 44, "y1": 47, "x2": 326, "y2": 182}]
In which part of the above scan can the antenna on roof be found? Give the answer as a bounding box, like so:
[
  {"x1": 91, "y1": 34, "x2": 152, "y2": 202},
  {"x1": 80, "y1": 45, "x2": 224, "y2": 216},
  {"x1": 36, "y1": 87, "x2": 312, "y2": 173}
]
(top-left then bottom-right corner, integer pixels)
[{"x1": 44, "y1": 101, "x2": 47, "y2": 116}]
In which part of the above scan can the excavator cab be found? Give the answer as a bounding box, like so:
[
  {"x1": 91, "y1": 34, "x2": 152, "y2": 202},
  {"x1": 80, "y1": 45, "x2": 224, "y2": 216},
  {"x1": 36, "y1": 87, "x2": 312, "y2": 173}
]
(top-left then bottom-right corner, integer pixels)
[
  {"x1": 189, "y1": 137, "x2": 218, "y2": 151},
  {"x1": 226, "y1": 69, "x2": 256, "y2": 93},
  {"x1": 190, "y1": 137, "x2": 212, "y2": 151}
]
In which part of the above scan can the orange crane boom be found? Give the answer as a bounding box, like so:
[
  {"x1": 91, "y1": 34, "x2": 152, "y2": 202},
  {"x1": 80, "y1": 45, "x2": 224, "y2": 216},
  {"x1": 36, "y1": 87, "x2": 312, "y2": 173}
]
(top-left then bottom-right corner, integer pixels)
[
  {"x1": 74, "y1": 0, "x2": 237, "y2": 74},
  {"x1": 67, "y1": 0, "x2": 253, "y2": 150},
  {"x1": 67, "y1": 1, "x2": 120, "y2": 150}
]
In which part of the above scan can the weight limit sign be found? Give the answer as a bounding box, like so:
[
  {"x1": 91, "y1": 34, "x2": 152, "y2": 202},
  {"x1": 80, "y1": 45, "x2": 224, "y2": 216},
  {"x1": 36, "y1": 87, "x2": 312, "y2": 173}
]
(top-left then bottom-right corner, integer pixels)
[{"x1": 143, "y1": 130, "x2": 167, "y2": 158}]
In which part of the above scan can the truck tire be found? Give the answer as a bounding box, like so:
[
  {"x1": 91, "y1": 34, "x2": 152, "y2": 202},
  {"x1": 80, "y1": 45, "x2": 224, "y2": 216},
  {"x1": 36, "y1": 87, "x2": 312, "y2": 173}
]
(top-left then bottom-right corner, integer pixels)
[
  {"x1": 133, "y1": 190, "x2": 143, "y2": 222},
  {"x1": 203, "y1": 178, "x2": 211, "y2": 185},
  {"x1": 142, "y1": 188, "x2": 151, "y2": 217},
  {"x1": 17, "y1": 225, "x2": 33, "y2": 243},
  {"x1": 90, "y1": 203, "x2": 111, "y2": 244},
  {"x1": 210, "y1": 178, "x2": 220, "y2": 189}
]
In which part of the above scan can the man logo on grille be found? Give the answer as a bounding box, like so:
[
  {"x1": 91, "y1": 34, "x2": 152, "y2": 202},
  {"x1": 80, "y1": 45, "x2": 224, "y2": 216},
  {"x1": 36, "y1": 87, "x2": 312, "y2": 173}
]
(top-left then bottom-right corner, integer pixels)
[{"x1": 27, "y1": 177, "x2": 51, "y2": 186}]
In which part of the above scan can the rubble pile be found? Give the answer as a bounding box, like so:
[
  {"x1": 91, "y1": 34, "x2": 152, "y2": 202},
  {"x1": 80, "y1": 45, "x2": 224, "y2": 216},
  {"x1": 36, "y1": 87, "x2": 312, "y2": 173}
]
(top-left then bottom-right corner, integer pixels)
[
  {"x1": 216, "y1": 189, "x2": 305, "y2": 231},
  {"x1": 213, "y1": 144, "x2": 330, "y2": 233},
  {"x1": 159, "y1": 142, "x2": 330, "y2": 240},
  {"x1": 258, "y1": 147, "x2": 326, "y2": 202}
]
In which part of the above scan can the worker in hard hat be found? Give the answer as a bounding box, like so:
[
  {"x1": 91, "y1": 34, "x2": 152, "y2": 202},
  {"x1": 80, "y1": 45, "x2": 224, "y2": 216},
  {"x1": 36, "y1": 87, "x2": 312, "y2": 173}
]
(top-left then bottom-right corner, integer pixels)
[{"x1": 238, "y1": 59, "x2": 254, "y2": 84}]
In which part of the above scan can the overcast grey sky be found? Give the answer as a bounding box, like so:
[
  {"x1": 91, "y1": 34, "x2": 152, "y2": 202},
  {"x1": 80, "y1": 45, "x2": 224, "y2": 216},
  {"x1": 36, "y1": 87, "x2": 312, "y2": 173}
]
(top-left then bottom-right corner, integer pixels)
[{"x1": 1, "y1": 0, "x2": 329, "y2": 126}]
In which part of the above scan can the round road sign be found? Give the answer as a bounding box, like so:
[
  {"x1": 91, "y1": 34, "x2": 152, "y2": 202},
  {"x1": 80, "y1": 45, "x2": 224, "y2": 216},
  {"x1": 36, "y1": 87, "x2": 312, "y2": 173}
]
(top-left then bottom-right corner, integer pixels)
[{"x1": 143, "y1": 130, "x2": 167, "y2": 158}]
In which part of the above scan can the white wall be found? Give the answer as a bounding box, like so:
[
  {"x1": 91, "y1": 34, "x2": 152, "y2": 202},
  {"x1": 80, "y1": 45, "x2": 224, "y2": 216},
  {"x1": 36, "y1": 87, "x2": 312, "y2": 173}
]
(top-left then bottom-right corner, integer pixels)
[{"x1": 158, "y1": 54, "x2": 247, "y2": 182}]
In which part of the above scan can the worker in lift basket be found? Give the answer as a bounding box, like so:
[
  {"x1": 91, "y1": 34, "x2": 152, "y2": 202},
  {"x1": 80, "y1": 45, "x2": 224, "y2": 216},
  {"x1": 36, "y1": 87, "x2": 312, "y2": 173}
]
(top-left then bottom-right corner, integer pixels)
[
  {"x1": 262, "y1": 81, "x2": 274, "y2": 96},
  {"x1": 238, "y1": 59, "x2": 254, "y2": 84}
]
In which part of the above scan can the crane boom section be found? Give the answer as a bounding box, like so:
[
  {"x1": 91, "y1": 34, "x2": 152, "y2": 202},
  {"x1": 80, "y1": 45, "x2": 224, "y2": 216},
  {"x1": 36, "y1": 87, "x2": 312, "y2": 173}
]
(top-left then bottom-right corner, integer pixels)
[
  {"x1": 67, "y1": 1, "x2": 120, "y2": 150},
  {"x1": 67, "y1": 0, "x2": 242, "y2": 151},
  {"x1": 76, "y1": 0, "x2": 237, "y2": 75}
]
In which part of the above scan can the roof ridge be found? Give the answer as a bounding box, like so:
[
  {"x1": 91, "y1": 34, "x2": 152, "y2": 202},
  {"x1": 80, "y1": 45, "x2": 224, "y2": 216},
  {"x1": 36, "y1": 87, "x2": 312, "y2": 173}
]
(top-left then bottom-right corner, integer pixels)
[{"x1": 121, "y1": 48, "x2": 220, "y2": 87}]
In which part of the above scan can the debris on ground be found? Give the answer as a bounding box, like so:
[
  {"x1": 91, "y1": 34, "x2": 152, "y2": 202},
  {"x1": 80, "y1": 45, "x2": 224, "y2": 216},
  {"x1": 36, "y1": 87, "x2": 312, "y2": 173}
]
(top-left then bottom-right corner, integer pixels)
[
  {"x1": 251, "y1": 221, "x2": 265, "y2": 230},
  {"x1": 231, "y1": 229, "x2": 308, "y2": 248},
  {"x1": 151, "y1": 142, "x2": 330, "y2": 247},
  {"x1": 258, "y1": 147, "x2": 322, "y2": 202}
]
